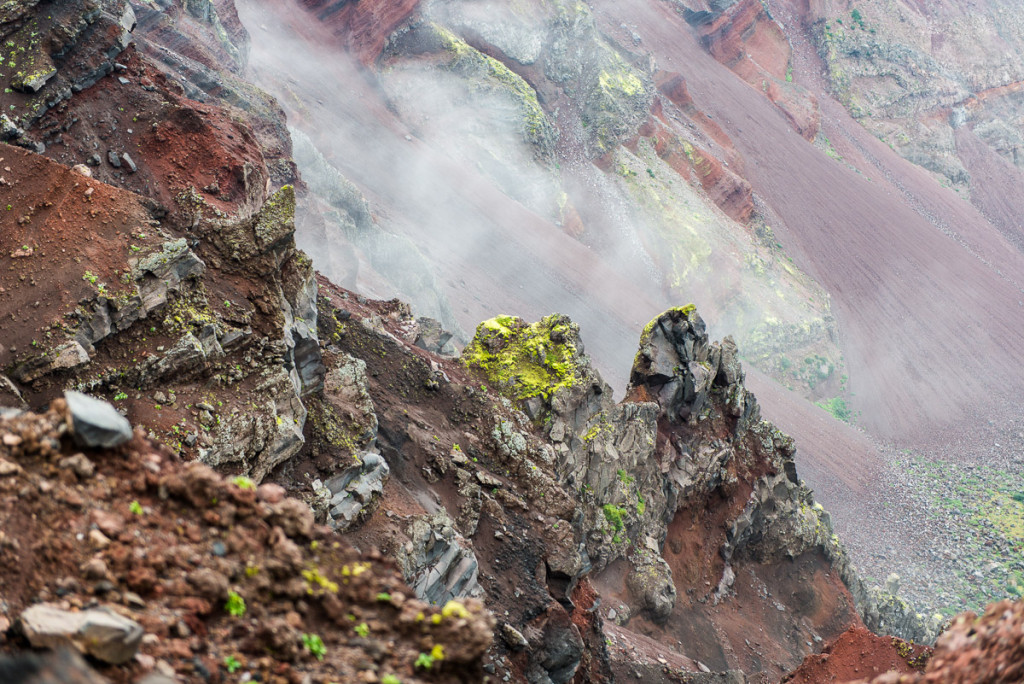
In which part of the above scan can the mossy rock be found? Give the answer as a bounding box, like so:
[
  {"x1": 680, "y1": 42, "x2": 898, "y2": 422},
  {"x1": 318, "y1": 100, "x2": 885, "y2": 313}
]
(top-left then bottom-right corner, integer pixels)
[{"x1": 462, "y1": 314, "x2": 583, "y2": 403}]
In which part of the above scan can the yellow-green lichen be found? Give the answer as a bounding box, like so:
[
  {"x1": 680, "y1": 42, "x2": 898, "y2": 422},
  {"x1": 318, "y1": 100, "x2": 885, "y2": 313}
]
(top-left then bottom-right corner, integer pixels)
[
  {"x1": 433, "y1": 24, "x2": 554, "y2": 154},
  {"x1": 462, "y1": 314, "x2": 580, "y2": 402},
  {"x1": 162, "y1": 285, "x2": 218, "y2": 335},
  {"x1": 308, "y1": 396, "x2": 362, "y2": 458},
  {"x1": 598, "y1": 66, "x2": 644, "y2": 98},
  {"x1": 254, "y1": 185, "x2": 296, "y2": 249}
]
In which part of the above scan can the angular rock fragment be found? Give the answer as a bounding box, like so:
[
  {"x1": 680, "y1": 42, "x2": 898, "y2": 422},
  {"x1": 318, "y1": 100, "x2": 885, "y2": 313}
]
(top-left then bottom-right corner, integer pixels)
[
  {"x1": 121, "y1": 152, "x2": 137, "y2": 173},
  {"x1": 398, "y1": 511, "x2": 483, "y2": 605},
  {"x1": 414, "y1": 317, "x2": 457, "y2": 356},
  {"x1": 19, "y1": 603, "x2": 144, "y2": 665},
  {"x1": 64, "y1": 391, "x2": 133, "y2": 448}
]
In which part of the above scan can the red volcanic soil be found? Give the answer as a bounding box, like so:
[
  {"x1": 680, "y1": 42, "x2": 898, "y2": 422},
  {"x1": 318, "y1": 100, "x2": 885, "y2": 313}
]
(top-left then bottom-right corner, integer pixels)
[
  {"x1": 33, "y1": 46, "x2": 273, "y2": 221},
  {"x1": 0, "y1": 147, "x2": 158, "y2": 369},
  {"x1": 783, "y1": 626, "x2": 931, "y2": 684}
]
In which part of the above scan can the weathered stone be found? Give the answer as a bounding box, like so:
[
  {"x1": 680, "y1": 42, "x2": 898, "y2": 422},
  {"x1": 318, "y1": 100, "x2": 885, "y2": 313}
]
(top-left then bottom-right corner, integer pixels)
[
  {"x1": 64, "y1": 391, "x2": 133, "y2": 448},
  {"x1": 19, "y1": 603, "x2": 144, "y2": 665},
  {"x1": 500, "y1": 622, "x2": 529, "y2": 651},
  {"x1": 323, "y1": 452, "x2": 390, "y2": 531},
  {"x1": 397, "y1": 511, "x2": 483, "y2": 605},
  {"x1": 414, "y1": 317, "x2": 456, "y2": 356},
  {"x1": 134, "y1": 239, "x2": 206, "y2": 313},
  {"x1": 121, "y1": 152, "x2": 137, "y2": 173},
  {"x1": 59, "y1": 453, "x2": 96, "y2": 478},
  {"x1": 0, "y1": 374, "x2": 27, "y2": 409},
  {"x1": 0, "y1": 114, "x2": 23, "y2": 141},
  {"x1": 199, "y1": 366, "x2": 307, "y2": 483},
  {"x1": 142, "y1": 333, "x2": 207, "y2": 384},
  {"x1": 10, "y1": 342, "x2": 90, "y2": 384},
  {"x1": 626, "y1": 541, "x2": 677, "y2": 624},
  {"x1": 524, "y1": 604, "x2": 583, "y2": 684}
]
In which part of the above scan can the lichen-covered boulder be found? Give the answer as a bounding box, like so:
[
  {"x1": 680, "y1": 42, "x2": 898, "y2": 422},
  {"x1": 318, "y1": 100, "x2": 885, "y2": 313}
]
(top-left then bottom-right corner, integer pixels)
[
  {"x1": 462, "y1": 314, "x2": 606, "y2": 421},
  {"x1": 627, "y1": 540, "x2": 678, "y2": 624}
]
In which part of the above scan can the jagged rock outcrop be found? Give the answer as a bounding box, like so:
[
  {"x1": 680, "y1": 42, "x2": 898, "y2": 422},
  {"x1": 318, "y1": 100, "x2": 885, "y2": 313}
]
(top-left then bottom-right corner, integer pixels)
[
  {"x1": 319, "y1": 452, "x2": 390, "y2": 531},
  {"x1": 0, "y1": 0, "x2": 136, "y2": 133},
  {"x1": 454, "y1": 302, "x2": 942, "y2": 678}
]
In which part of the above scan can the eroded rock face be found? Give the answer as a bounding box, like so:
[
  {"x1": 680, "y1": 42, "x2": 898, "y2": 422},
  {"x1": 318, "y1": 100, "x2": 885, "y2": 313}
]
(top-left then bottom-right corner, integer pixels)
[
  {"x1": 321, "y1": 452, "x2": 390, "y2": 531},
  {"x1": 3, "y1": 154, "x2": 319, "y2": 485},
  {"x1": 397, "y1": 510, "x2": 484, "y2": 605}
]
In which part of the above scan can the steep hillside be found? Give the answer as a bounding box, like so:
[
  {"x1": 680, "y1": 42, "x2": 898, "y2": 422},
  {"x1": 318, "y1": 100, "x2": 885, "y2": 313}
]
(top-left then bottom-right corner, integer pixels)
[{"x1": 4, "y1": 1, "x2": 1024, "y2": 683}]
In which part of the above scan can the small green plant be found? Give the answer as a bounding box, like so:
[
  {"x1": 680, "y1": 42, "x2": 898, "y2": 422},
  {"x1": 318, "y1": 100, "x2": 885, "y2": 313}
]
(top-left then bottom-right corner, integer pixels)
[
  {"x1": 225, "y1": 590, "x2": 246, "y2": 617},
  {"x1": 231, "y1": 475, "x2": 255, "y2": 490},
  {"x1": 602, "y1": 504, "x2": 628, "y2": 532},
  {"x1": 114, "y1": 392, "x2": 128, "y2": 402},
  {"x1": 617, "y1": 469, "x2": 635, "y2": 485},
  {"x1": 414, "y1": 645, "x2": 447, "y2": 670},
  {"x1": 381, "y1": 676, "x2": 402, "y2": 684},
  {"x1": 376, "y1": 592, "x2": 392, "y2": 602},
  {"x1": 223, "y1": 655, "x2": 242, "y2": 673},
  {"x1": 82, "y1": 271, "x2": 98, "y2": 284},
  {"x1": 303, "y1": 632, "x2": 326, "y2": 660},
  {"x1": 353, "y1": 622, "x2": 369, "y2": 637},
  {"x1": 128, "y1": 500, "x2": 143, "y2": 515},
  {"x1": 816, "y1": 396, "x2": 856, "y2": 423}
]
